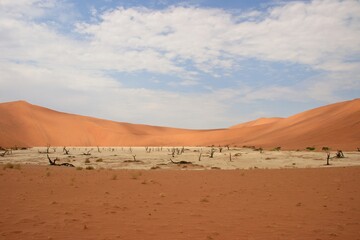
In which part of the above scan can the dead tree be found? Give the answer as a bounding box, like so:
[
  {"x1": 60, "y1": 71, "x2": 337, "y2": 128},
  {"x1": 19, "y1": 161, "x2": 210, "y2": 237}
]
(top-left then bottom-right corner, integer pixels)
[
  {"x1": 326, "y1": 150, "x2": 345, "y2": 165},
  {"x1": 229, "y1": 153, "x2": 232, "y2": 162},
  {"x1": 255, "y1": 147, "x2": 264, "y2": 153},
  {"x1": 97, "y1": 146, "x2": 101, "y2": 153},
  {"x1": 181, "y1": 147, "x2": 185, "y2": 154},
  {"x1": 47, "y1": 154, "x2": 74, "y2": 167},
  {"x1": 198, "y1": 153, "x2": 202, "y2": 161},
  {"x1": 124, "y1": 154, "x2": 142, "y2": 163},
  {"x1": 38, "y1": 145, "x2": 51, "y2": 154},
  {"x1": 326, "y1": 153, "x2": 331, "y2": 165},
  {"x1": 336, "y1": 150, "x2": 344, "y2": 158},
  {"x1": 47, "y1": 154, "x2": 59, "y2": 165},
  {"x1": 210, "y1": 148, "x2": 215, "y2": 158},
  {"x1": 63, "y1": 147, "x2": 70, "y2": 155},
  {"x1": 219, "y1": 147, "x2": 223, "y2": 153}
]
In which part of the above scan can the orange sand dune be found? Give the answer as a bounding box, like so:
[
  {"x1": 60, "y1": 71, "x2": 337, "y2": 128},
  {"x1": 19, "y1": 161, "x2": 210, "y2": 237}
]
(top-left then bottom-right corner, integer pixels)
[
  {"x1": 230, "y1": 117, "x2": 283, "y2": 128},
  {"x1": 189, "y1": 98, "x2": 360, "y2": 150},
  {"x1": 0, "y1": 99, "x2": 359, "y2": 150},
  {"x1": 0, "y1": 100, "x2": 193, "y2": 147}
]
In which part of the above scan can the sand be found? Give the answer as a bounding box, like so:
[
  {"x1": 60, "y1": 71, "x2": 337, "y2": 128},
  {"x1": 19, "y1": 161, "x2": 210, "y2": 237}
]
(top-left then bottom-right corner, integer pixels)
[
  {"x1": 1, "y1": 165, "x2": 359, "y2": 240},
  {"x1": 1, "y1": 99, "x2": 359, "y2": 239},
  {"x1": 1, "y1": 99, "x2": 359, "y2": 150}
]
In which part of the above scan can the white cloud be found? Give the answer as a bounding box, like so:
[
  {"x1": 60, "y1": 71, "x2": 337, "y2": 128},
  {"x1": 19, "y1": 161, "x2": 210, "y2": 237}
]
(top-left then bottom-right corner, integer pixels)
[
  {"x1": 168, "y1": 79, "x2": 199, "y2": 86},
  {"x1": 0, "y1": 0, "x2": 359, "y2": 128},
  {"x1": 2, "y1": 0, "x2": 359, "y2": 77},
  {"x1": 226, "y1": 0, "x2": 360, "y2": 71},
  {"x1": 0, "y1": 61, "x2": 231, "y2": 128},
  {"x1": 0, "y1": 0, "x2": 51, "y2": 19},
  {"x1": 75, "y1": 0, "x2": 360, "y2": 74}
]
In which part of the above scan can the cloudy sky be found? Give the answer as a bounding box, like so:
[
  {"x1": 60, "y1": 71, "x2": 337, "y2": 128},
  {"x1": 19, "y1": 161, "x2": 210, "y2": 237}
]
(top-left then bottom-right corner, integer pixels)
[{"x1": 1, "y1": 0, "x2": 359, "y2": 129}]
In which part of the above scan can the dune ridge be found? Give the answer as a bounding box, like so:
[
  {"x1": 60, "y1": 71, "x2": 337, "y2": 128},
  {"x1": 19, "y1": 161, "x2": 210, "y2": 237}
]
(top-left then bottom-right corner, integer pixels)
[{"x1": 0, "y1": 99, "x2": 359, "y2": 150}]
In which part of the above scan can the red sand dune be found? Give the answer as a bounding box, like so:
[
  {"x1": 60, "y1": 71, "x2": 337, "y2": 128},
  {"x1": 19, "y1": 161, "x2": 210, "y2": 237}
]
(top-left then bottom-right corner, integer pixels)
[
  {"x1": 1, "y1": 165, "x2": 360, "y2": 240},
  {"x1": 0, "y1": 99, "x2": 359, "y2": 150},
  {"x1": 230, "y1": 117, "x2": 283, "y2": 128}
]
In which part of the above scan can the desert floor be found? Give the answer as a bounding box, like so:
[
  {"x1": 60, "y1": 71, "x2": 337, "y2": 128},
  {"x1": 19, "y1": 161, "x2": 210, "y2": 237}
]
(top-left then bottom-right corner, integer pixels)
[
  {"x1": 1, "y1": 146, "x2": 360, "y2": 170},
  {"x1": 0, "y1": 165, "x2": 360, "y2": 240},
  {"x1": 1, "y1": 147, "x2": 360, "y2": 239}
]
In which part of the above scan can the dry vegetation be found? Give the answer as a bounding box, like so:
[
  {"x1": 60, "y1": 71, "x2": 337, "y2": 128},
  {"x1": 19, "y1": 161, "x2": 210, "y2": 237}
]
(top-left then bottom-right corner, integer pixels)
[{"x1": 0, "y1": 146, "x2": 359, "y2": 170}]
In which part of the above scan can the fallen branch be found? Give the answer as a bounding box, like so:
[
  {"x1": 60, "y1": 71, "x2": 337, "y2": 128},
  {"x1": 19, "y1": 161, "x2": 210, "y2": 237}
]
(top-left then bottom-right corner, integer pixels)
[
  {"x1": 0, "y1": 150, "x2": 9, "y2": 157},
  {"x1": 170, "y1": 158, "x2": 193, "y2": 165},
  {"x1": 47, "y1": 154, "x2": 74, "y2": 167},
  {"x1": 83, "y1": 149, "x2": 92, "y2": 156},
  {"x1": 123, "y1": 155, "x2": 143, "y2": 163}
]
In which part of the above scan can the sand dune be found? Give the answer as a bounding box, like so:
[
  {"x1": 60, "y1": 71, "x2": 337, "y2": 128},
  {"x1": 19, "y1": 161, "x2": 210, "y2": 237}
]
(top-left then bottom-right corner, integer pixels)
[
  {"x1": 0, "y1": 99, "x2": 359, "y2": 150},
  {"x1": 230, "y1": 117, "x2": 283, "y2": 128}
]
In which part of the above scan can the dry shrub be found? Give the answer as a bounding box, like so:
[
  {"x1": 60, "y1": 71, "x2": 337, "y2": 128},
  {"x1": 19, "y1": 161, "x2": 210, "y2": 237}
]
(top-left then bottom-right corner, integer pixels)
[{"x1": 3, "y1": 163, "x2": 21, "y2": 170}]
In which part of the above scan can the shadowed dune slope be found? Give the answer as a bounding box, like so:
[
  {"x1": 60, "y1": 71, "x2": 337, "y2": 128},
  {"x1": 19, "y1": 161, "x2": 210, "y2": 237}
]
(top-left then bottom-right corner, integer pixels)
[{"x1": 0, "y1": 99, "x2": 359, "y2": 150}]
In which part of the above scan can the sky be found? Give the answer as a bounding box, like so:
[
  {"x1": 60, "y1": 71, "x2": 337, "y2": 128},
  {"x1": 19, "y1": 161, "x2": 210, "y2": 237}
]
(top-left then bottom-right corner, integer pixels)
[{"x1": 0, "y1": 0, "x2": 359, "y2": 129}]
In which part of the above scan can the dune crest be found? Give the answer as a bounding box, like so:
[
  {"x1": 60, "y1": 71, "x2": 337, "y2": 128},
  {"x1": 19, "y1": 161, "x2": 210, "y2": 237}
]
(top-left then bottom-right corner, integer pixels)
[
  {"x1": 230, "y1": 117, "x2": 283, "y2": 128},
  {"x1": 0, "y1": 99, "x2": 359, "y2": 150}
]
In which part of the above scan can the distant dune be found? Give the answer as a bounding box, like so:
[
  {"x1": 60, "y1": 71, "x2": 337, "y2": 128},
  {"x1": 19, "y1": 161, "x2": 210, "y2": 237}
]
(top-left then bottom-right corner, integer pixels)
[
  {"x1": 230, "y1": 117, "x2": 283, "y2": 128},
  {"x1": 0, "y1": 99, "x2": 359, "y2": 150}
]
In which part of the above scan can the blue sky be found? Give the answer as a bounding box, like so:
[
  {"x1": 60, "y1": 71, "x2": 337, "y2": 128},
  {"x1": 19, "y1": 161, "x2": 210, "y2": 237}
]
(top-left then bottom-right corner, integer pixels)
[{"x1": 0, "y1": 0, "x2": 359, "y2": 129}]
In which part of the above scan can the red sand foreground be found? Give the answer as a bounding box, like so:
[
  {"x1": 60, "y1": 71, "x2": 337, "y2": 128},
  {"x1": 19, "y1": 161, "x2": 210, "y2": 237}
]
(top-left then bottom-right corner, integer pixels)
[{"x1": 1, "y1": 165, "x2": 359, "y2": 240}]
